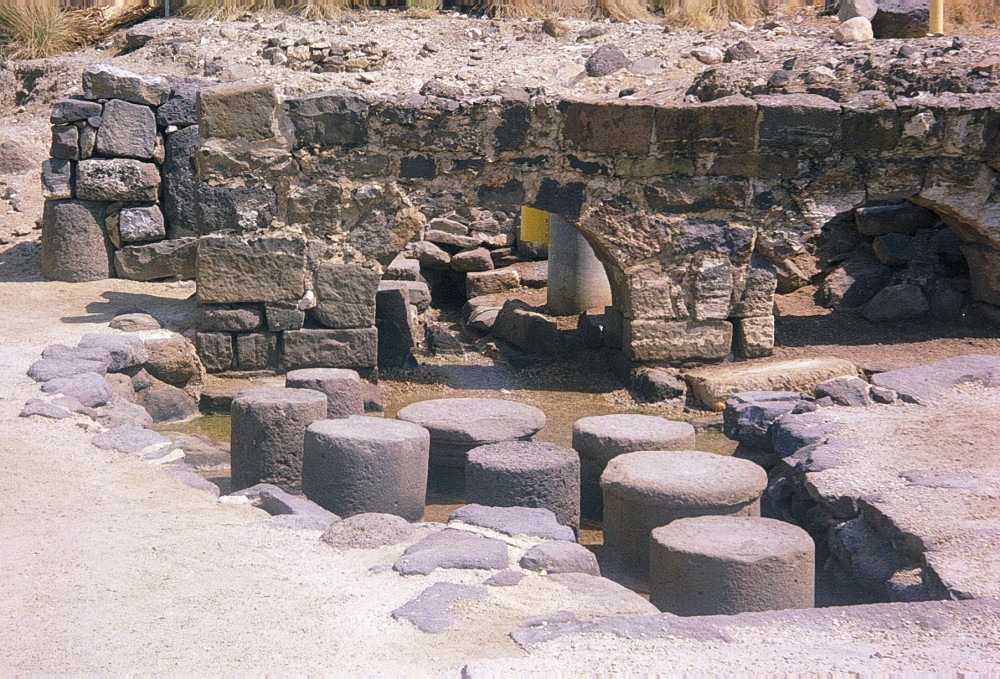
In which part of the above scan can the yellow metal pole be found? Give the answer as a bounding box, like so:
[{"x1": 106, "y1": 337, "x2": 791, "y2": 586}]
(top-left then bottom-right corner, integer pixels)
[{"x1": 930, "y1": 0, "x2": 944, "y2": 34}]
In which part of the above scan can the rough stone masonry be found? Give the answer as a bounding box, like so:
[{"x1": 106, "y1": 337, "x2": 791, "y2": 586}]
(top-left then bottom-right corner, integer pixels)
[{"x1": 41, "y1": 64, "x2": 1000, "y2": 370}]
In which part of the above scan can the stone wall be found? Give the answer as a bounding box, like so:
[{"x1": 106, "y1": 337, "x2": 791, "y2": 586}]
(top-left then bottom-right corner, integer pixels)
[{"x1": 41, "y1": 65, "x2": 1000, "y2": 370}]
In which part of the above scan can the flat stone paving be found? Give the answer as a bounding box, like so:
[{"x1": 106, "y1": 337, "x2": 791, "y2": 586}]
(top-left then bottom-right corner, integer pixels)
[{"x1": 778, "y1": 378, "x2": 1000, "y2": 600}]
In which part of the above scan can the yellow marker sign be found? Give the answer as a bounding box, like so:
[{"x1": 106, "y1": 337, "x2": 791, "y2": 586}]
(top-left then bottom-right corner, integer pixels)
[
  {"x1": 520, "y1": 206, "x2": 550, "y2": 245},
  {"x1": 930, "y1": 0, "x2": 944, "y2": 34}
]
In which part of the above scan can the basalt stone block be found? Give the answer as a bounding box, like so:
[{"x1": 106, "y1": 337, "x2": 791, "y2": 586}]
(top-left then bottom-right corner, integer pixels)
[
  {"x1": 41, "y1": 158, "x2": 73, "y2": 200},
  {"x1": 393, "y1": 529, "x2": 509, "y2": 576},
  {"x1": 286, "y1": 368, "x2": 364, "y2": 419},
  {"x1": 871, "y1": 0, "x2": 929, "y2": 38},
  {"x1": 841, "y1": 91, "x2": 900, "y2": 152},
  {"x1": 114, "y1": 238, "x2": 198, "y2": 281},
  {"x1": 41, "y1": 200, "x2": 113, "y2": 282},
  {"x1": 195, "y1": 332, "x2": 234, "y2": 372},
  {"x1": 156, "y1": 82, "x2": 203, "y2": 128},
  {"x1": 230, "y1": 387, "x2": 328, "y2": 492},
  {"x1": 51, "y1": 125, "x2": 79, "y2": 160},
  {"x1": 467, "y1": 268, "x2": 520, "y2": 298},
  {"x1": 520, "y1": 541, "x2": 600, "y2": 576},
  {"x1": 286, "y1": 90, "x2": 369, "y2": 148},
  {"x1": 162, "y1": 124, "x2": 200, "y2": 238},
  {"x1": 199, "y1": 305, "x2": 264, "y2": 332},
  {"x1": 79, "y1": 333, "x2": 148, "y2": 372},
  {"x1": 378, "y1": 280, "x2": 431, "y2": 311},
  {"x1": 196, "y1": 236, "x2": 306, "y2": 304},
  {"x1": 855, "y1": 202, "x2": 937, "y2": 236},
  {"x1": 118, "y1": 205, "x2": 165, "y2": 243},
  {"x1": 265, "y1": 305, "x2": 305, "y2": 332},
  {"x1": 50, "y1": 97, "x2": 103, "y2": 125},
  {"x1": 197, "y1": 82, "x2": 289, "y2": 142},
  {"x1": 95, "y1": 99, "x2": 156, "y2": 160},
  {"x1": 862, "y1": 283, "x2": 929, "y2": 322},
  {"x1": 198, "y1": 184, "x2": 277, "y2": 235},
  {"x1": 83, "y1": 65, "x2": 171, "y2": 106},
  {"x1": 28, "y1": 356, "x2": 109, "y2": 382},
  {"x1": 321, "y1": 513, "x2": 413, "y2": 550},
  {"x1": 532, "y1": 179, "x2": 586, "y2": 220},
  {"x1": 312, "y1": 263, "x2": 381, "y2": 329},
  {"x1": 732, "y1": 259, "x2": 778, "y2": 318},
  {"x1": 76, "y1": 158, "x2": 160, "y2": 202},
  {"x1": 137, "y1": 377, "x2": 199, "y2": 423},
  {"x1": 391, "y1": 582, "x2": 488, "y2": 634},
  {"x1": 376, "y1": 287, "x2": 415, "y2": 369},
  {"x1": 449, "y1": 504, "x2": 575, "y2": 542},
  {"x1": 477, "y1": 179, "x2": 526, "y2": 207},
  {"x1": 281, "y1": 328, "x2": 378, "y2": 370},
  {"x1": 756, "y1": 94, "x2": 842, "y2": 154},
  {"x1": 495, "y1": 102, "x2": 531, "y2": 151},
  {"x1": 561, "y1": 101, "x2": 654, "y2": 155},
  {"x1": 815, "y1": 375, "x2": 873, "y2": 407},
  {"x1": 79, "y1": 125, "x2": 97, "y2": 160},
  {"x1": 819, "y1": 258, "x2": 892, "y2": 309},
  {"x1": 235, "y1": 332, "x2": 277, "y2": 370},
  {"x1": 41, "y1": 372, "x2": 113, "y2": 408},
  {"x1": 654, "y1": 96, "x2": 756, "y2": 153}
]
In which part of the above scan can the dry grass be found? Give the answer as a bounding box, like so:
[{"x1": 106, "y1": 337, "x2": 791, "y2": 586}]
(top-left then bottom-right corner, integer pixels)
[
  {"x1": 947, "y1": 0, "x2": 1000, "y2": 27},
  {"x1": 0, "y1": 3, "x2": 86, "y2": 60},
  {"x1": 660, "y1": 0, "x2": 758, "y2": 28}
]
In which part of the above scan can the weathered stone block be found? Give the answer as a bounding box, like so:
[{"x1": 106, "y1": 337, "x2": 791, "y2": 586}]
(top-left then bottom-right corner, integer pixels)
[
  {"x1": 561, "y1": 101, "x2": 654, "y2": 155},
  {"x1": 41, "y1": 200, "x2": 113, "y2": 282},
  {"x1": 76, "y1": 158, "x2": 160, "y2": 202},
  {"x1": 312, "y1": 263, "x2": 381, "y2": 329},
  {"x1": 200, "y1": 305, "x2": 264, "y2": 332},
  {"x1": 157, "y1": 82, "x2": 202, "y2": 128},
  {"x1": 195, "y1": 332, "x2": 234, "y2": 372},
  {"x1": 532, "y1": 179, "x2": 586, "y2": 220},
  {"x1": 282, "y1": 328, "x2": 378, "y2": 370},
  {"x1": 732, "y1": 259, "x2": 778, "y2": 318},
  {"x1": 197, "y1": 82, "x2": 289, "y2": 142},
  {"x1": 756, "y1": 94, "x2": 842, "y2": 154},
  {"x1": 114, "y1": 237, "x2": 198, "y2": 281},
  {"x1": 118, "y1": 205, "x2": 165, "y2": 243},
  {"x1": 162, "y1": 125, "x2": 199, "y2": 238},
  {"x1": 82, "y1": 65, "x2": 171, "y2": 106},
  {"x1": 286, "y1": 90, "x2": 368, "y2": 147},
  {"x1": 842, "y1": 91, "x2": 900, "y2": 152},
  {"x1": 41, "y1": 158, "x2": 73, "y2": 200},
  {"x1": 871, "y1": 0, "x2": 929, "y2": 38},
  {"x1": 51, "y1": 97, "x2": 103, "y2": 125},
  {"x1": 95, "y1": 99, "x2": 156, "y2": 160},
  {"x1": 467, "y1": 268, "x2": 520, "y2": 298},
  {"x1": 376, "y1": 286, "x2": 415, "y2": 369},
  {"x1": 692, "y1": 257, "x2": 733, "y2": 321},
  {"x1": 655, "y1": 96, "x2": 757, "y2": 153},
  {"x1": 624, "y1": 319, "x2": 732, "y2": 362},
  {"x1": 265, "y1": 305, "x2": 305, "y2": 332},
  {"x1": 51, "y1": 125, "x2": 79, "y2": 160},
  {"x1": 734, "y1": 316, "x2": 775, "y2": 359},
  {"x1": 235, "y1": 332, "x2": 277, "y2": 370},
  {"x1": 645, "y1": 177, "x2": 750, "y2": 213},
  {"x1": 196, "y1": 236, "x2": 306, "y2": 304}
]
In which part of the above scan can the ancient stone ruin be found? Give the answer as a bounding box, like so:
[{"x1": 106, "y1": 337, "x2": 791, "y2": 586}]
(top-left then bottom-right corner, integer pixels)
[{"x1": 40, "y1": 64, "x2": 1000, "y2": 372}]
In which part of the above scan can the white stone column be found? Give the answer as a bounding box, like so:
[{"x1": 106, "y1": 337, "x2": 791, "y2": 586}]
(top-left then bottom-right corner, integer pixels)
[{"x1": 546, "y1": 214, "x2": 613, "y2": 316}]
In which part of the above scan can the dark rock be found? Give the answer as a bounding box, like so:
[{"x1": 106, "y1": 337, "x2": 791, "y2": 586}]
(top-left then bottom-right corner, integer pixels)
[
  {"x1": 115, "y1": 238, "x2": 198, "y2": 281},
  {"x1": 91, "y1": 425, "x2": 173, "y2": 455},
  {"x1": 484, "y1": 570, "x2": 525, "y2": 587},
  {"x1": 117, "y1": 206, "x2": 165, "y2": 244},
  {"x1": 492, "y1": 300, "x2": 560, "y2": 355},
  {"x1": 723, "y1": 392, "x2": 803, "y2": 448},
  {"x1": 724, "y1": 40, "x2": 758, "y2": 63},
  {"x1": 50, "y1": 125, "x2": 79, "y2": 160},
  {"x1": 265, "y1": 305, "x2": 305, "y2": 332},
  {"x1": 631, "y1": 366, "x2": 686, "y2": 402},
  {"x1": 426, "y1": 324, "x2": 465, "y2": 357},
  {"x1": 871, "y1": 355, "x2": 1000, "y2": 405},
  {"x1": 871, "y1": 0, "x2": 930, "y2": 39},
  {"x1": 40, "y1": 158, "x2": 73, "y2": 200},
  {"x1": 815, "y1": 375, "x2": 873, "y2": 407},
  {"x1": 143, "y1": 332, "x2": 201, "y2": 386},
  {"x1": 163, "y1": 462, "x2": 221, "y2": 497},
  {"x1": 157, "y1": 82, "x2": 203, "y2": 128},
  {"x1": 20, "y1": 399, "x2": 72, "y2": 420},
  {"x1": 200, "y1": 305, "x2": 264, "y2": 333},
  {"x1": 376, "y1": 286, "x2": 415, "y2": 370},
  {"x1": 321, "y1": 513, "x2": 414, "y2": 549},
  {"x1": 312, "y1": 263, "x2": 381, "y2": 329},
  {"x1": 393, "y1": 529, "x2": 509, "y2": 576},
  {"x1": 286, "y1": 90, "x2": 368, "y2": 147},
  {"x1": 235, "y1": 333, "x2": 277, "y2": 371},
  {"x1": 403, "y1": 241, "x2": 451, "y2": 269},
  {"x1": 281, "y1": 328, "x2": 378, "y2": 370},
  {"x1": 378, "y1": 280, "x2": 431, "y2": 312},
  {"x1": 519, "y1": 541, "x2": 600, "y2": 576},
  {"x1": 76, "y1": 158, "x2": 160, "y2": 202},
  {"x1": 79, "y1": 333, "x2": 148, "y2": 372},
  {"x1": 391, "y1": 582, "x2": 487, "y2": 634},
  {"x1": 93, "y1": 398, "x2": 153, "y2": 429},
  {"x1": 384, "y1": 257, "x2": 421, "y2": 281},
  {"x1": 83, "y1": 65, "x2": 170, "y2": 106},
  {"x1": 862, "y1": 283, "x2": 929, "y2": 322},
  {"x1": 196, "y1": 237, "x2": 306, "y2": 305},
  {"x1": 162, "y1": 124, "x2": 200, "y2": 238},
  {"x1": 50, "y1": 97, "x2": 102, "y2": 125},
  {"x1": 820, "y1": 258, "x2": 893, "y2": 308},
  {"x1": 585, "y1": 45, "x2": 629, "y2": 77},
  {"x1": 449, "y1": 505, "x2": 574, "y2": 542},
  {"x1": 95, "y1": 99, "x2": 156, "y2": 160},
  {"x1": 109, "y1": 313, "x2": 161, "y2": 332},
  {"x1": 28, "y1": 356, "x2": 109, "y2": 382},
  {"x1": 232, "y1": 483, "x2": 339, "y2": 527},
  {"x1": 873, "y1": 233, "x2": 915, "y2": 267},
  {"x1": 855, "y1": 203, "x2": 937, "y2": 236},
  {"x1": 137, "y1": 378, "x2": 199, "y2": 423}
]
